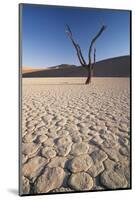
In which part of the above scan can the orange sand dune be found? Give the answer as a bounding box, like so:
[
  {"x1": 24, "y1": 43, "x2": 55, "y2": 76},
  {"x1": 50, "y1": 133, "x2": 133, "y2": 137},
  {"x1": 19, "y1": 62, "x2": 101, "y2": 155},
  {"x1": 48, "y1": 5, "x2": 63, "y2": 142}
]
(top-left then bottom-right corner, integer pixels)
[{"x1": 22, "y1": 67, "x2": 47, "y2": 74}]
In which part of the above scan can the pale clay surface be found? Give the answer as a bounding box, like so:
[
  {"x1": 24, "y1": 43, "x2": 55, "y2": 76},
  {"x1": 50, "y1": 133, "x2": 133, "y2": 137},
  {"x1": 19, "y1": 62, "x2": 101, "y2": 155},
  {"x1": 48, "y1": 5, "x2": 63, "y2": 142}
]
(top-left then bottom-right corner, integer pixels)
[{"x1": 21, "y1": 78, "x2": 130, "y2": 194}]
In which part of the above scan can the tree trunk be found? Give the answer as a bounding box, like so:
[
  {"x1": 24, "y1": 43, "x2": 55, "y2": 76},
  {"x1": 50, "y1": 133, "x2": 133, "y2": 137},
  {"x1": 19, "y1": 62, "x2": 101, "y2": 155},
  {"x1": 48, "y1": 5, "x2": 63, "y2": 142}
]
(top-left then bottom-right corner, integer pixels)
[{"x1": 85, "y1": 69, "x2": 92, "y2": 84}]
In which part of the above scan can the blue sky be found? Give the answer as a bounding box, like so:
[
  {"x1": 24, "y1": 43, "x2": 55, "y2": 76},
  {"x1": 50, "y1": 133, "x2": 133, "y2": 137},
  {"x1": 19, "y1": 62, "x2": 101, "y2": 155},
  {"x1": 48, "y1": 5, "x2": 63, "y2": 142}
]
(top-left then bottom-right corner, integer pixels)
[{"x1": 22, "y1": 4, "x2": 130, "y2": 68}]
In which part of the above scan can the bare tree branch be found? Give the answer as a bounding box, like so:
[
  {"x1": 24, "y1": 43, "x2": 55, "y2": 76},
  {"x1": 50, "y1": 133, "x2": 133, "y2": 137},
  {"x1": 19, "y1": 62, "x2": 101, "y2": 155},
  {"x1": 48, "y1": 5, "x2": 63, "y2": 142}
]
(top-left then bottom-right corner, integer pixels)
[
  {"x1": 88, "y1": 25, "x2": 106, "y2": 65},
  {"x1": 76, "y1": 50, "x2": 85, "y2": 66},
  {"x1": 66, "y1": 24, "x2": 86, "y2": 66},
  {"x1": 91, "y1": 48, "x2": 96, "y2": 70},
  {"x1": 77, "y1": 44, "x2": 87, "y2": 65}
]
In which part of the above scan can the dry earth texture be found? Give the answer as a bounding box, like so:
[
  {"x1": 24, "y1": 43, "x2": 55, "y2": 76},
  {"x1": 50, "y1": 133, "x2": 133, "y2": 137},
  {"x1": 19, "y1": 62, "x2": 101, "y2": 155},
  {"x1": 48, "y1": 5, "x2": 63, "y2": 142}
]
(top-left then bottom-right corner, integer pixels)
[{"x1": 21, "y1": 78, "x2": 130, "y2": 194}]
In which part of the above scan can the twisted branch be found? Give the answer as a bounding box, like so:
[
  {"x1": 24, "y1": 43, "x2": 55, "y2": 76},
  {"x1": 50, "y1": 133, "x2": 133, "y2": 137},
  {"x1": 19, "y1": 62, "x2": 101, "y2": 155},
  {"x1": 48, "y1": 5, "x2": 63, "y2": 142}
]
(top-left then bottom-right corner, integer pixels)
[
  {"x1": 91, "y1": 48, "x2": 96, "y2": 70},
  {"x1": 66, "y1": 24, "x2": 86, "y2": 66},
  {"x1": 88, "y1": 25, "x2": 106, "y2": 65}
]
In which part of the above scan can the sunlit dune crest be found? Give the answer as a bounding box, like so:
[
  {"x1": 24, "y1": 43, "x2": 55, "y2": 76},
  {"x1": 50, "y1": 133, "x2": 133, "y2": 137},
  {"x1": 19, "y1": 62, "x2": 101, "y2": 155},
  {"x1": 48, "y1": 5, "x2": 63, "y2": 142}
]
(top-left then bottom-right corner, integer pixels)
[{"x1": 22, "y1": 67, "x2": 48, "y2": 74}]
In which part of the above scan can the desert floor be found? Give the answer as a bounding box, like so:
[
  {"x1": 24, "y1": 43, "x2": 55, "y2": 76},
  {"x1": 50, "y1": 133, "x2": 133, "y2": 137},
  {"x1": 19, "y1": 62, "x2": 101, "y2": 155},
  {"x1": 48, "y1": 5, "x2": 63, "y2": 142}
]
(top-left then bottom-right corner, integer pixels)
[{"x1": 21, "y1": 77, "x2": 130, "y2": 194}]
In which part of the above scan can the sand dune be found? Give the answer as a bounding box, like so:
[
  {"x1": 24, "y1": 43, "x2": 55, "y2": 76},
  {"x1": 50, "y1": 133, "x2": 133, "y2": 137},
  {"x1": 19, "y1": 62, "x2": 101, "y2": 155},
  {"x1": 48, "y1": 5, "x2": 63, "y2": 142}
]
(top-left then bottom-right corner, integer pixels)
[
  {"x1": 22, "y1": 67, "x2": 48, "y2": 74},
  {"x1": 22, "y1": 55, "x2": 130, "y2": 78}
]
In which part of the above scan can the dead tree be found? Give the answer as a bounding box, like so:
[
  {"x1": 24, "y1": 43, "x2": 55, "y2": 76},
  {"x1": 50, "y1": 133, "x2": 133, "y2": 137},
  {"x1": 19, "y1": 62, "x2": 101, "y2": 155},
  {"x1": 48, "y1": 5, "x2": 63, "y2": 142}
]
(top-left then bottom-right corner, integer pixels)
[{"x1": 66, "y1": 24, "x2": 106, "y2": 84}]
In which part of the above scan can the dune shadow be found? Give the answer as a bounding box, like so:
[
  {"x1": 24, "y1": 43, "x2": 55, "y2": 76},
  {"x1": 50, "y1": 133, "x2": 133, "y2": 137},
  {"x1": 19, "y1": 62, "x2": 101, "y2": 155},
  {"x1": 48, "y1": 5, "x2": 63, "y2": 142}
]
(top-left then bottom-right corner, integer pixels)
[{"x1": 22, "y1": 55, "x2": 130, "y2": 78}]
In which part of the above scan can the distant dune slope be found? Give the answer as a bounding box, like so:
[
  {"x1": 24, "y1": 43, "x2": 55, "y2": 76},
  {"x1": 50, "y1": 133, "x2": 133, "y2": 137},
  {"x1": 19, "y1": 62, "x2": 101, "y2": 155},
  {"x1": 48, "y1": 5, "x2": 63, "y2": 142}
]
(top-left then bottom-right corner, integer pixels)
[{"x1": 22, "y1": 55, "x2": 130, "y2": 78}]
